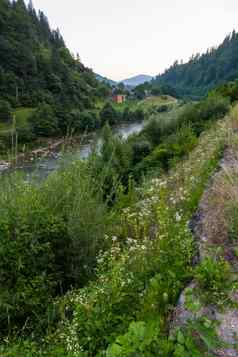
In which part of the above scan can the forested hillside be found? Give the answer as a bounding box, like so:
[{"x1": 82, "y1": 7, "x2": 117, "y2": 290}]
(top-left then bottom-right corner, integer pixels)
[
  {"x1": 0, "y1": 0, "x2": 107, "y2": 109},
  {"x1": 153, "y1": 30, "x2": 238, "y2": 98}
]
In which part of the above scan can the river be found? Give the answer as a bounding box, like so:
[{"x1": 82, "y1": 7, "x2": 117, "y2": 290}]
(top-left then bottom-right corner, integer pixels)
[{"x1": 10, "y1": 120, "x2": 145, "y2": 180}]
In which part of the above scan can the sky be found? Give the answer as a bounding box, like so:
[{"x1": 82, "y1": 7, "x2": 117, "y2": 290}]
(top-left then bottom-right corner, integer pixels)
[{"x1": 27, "y1": 0, "x2": 238, "y2": 81}]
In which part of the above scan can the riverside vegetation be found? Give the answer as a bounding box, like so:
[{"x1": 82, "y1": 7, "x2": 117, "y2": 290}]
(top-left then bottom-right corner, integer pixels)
[
  {"x1": 0, "y1": 80, "x2": 238, "y2": 356},
  {"x1": 1, "y1": 1, "x2": 238, "y2": 356}
]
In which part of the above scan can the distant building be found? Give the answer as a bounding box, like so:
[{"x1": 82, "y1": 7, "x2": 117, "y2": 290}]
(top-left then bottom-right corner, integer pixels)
[{"x1": 112, "y1": 94, "x2": 126, "y2": 104}]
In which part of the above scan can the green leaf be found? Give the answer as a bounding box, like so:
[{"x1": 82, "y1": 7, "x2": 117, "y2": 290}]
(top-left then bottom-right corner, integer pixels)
[{"x1": 177, "y1": 331, "x2": 185, "y2": 345}]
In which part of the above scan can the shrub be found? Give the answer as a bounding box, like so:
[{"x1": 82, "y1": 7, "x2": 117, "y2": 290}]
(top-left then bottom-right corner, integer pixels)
[
  {"x1": 78, "y1": 109, "x2": 100, "y2": 131},
  {"x1": 65, "y1": 109, "x2": 100, "y2": 132},
  {"x1": 195, "y1": 257, "x2": 231, "y2": 305},
  {"x1": 134, "y1": 125, "x2": 197, "y2": 179},
  {"x1": 17, "y1": 126, "x2": 35, "y2": 143},
  {"x1": 100, "y1": 102, "x2": 118, "y2": 126},
  {"x1": 131, "y1": 139, "x2": 152, "y2": 165},
  {"x1": 93, "y1": 123, "x2": 133, "y2": 201},
  {"x1": 143, "y1": 109, "x2": 182, "y2": 147},
  {"x1": 122, "y1": 106, "x2": 131, "y2": 122},
  {"x1": 181, "y1": 95, "x2": 230, "y2": 135},
  {"x1": 0, "y1": 99, "x2": 12, "y2": 122},
  {"x1": 0, "y1": 160, "x2": 108, "y2": 336},
  {"x1": 213, "y1": 80, "x2": 238, "y2": 103},
  {"x1": 132, "y1": 108, "x2": 145, "y2": 121},
  {"x1": 29, "y1": 103, "x2": 59, "y2": 137},
  {"x1": 171, "y1": 318, "x2": 223, "y2": 356},
  {"x1": 106, "y1": 321, "x2": 164, "y2": 357},
  {"x1": 157, "y1": 104, "x2": 169, "y2": 113}
]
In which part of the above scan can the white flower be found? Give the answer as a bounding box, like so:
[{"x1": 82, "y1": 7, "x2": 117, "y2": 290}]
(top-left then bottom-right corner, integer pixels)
[{"x1": 175, "y1": 212, "x2": 182, "y2": 222}]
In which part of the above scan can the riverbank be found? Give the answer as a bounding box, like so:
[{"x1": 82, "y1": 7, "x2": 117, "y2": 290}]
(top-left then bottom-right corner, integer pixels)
[
  {"x1": 0, "y1": 119, "x2": 146, "y2": 175},
  {"x1": 0, "y1": 96, "x2": 179, "y2": 173}
]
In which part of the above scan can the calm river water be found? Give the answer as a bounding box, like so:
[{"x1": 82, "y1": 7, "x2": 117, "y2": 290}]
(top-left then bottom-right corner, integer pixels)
[{"x1": 11, "y1": 120, "x2": 145, "y2": 180}]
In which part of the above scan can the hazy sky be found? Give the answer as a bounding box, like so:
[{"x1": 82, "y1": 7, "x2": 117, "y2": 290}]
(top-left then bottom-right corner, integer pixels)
[{"x1": 27, "y1": 0, "x2": 238, "y2": 81}]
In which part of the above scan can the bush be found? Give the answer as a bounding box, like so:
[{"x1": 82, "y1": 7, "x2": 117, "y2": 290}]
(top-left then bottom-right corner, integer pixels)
[
  {"x1": 131, "y1": 140, "x2": 152, "y2": 165},
  {"x1": 106, "y1": 321, "x2": 163, "y2": 357},
  {"x1": 171, "y1": 318, "x2": 223, "y2": 356},
  {"x1": 17, "y1": 126, "x2": 35, "y2": 143},
  {"x1": 78, "y1": 109, "x2": 100, "y2": 131},
  {"x1": 143, "y1": 109, "x2": 182, "y2": 147},
  {"x1": 100, "y1": 102, "x2": 119, "y2": 126},
  {"x1": 213, "y1": 80, "x2": 238, "y2": 103},
  {"x1": 157, "y1": 104, "x2": 169, "y2": 113},
  {"x1": 29, "y1": 103, "x2": 59, "y2": 137},
  {"x1": 195, "y1": 257, "x2": 231, "y2": 305},
  {"x1": 0, "y1": 99, "x2": 12, "y2": 122},
  {"x1": 0, "y1": 160, "x2": 108, "y2": 336},
  {"x1": 134, "y1": 125, "x2": 197, "y2": 179},
  {"x1": 132, "y1": 108, "x2": 145, "y2": 121},
  {"x1": 181, "y1": 95, "x2": 230, "y2": 135},
  {"x1": 64, "y1": 109, "x2": 100, "y2": 132},
  {"x1": 93, "y1": 123, "x2": 133, "y2": 201}
]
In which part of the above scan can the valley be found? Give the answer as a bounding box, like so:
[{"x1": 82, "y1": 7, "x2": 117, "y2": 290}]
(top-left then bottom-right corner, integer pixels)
[{"x1": 0, "y1": 1, "x2": 238, "y2": 356}]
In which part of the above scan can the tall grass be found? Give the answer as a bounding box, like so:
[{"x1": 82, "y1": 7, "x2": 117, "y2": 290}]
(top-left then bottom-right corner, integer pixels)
[{"x1": 0, "y1": 159, "x2": 109, "y2": 337}]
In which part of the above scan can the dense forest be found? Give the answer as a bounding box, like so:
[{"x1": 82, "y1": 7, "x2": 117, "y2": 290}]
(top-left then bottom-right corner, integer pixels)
[
  {"x1": 0, "y1": 0, "x2": 113, "y2": 139},
  {"x1": 0, "y1": 0, "x2": 109, "y2": 107},
  {"x1": 150, "y1": 31, "x2": 238, "y2": 98}
]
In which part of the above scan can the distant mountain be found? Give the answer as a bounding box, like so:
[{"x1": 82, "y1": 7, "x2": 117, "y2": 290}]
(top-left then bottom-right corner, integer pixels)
[
  {"x1": 96, "y1": 74, "x2": 116, "y2": 86},
  {"x1": 121, "y1": 75, "x2": 153, "y2": 87},
  {"x1": 153, "y1": 30, "x2": 238, "y2": 98},
  {"x1": 95, "y1": 74, "x2": 153, "y2": 88}
]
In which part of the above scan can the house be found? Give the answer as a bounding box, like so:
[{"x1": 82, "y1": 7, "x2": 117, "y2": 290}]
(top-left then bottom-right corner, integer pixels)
[{"x1": 112, "y1": 94, "x2": 126, "y2": 104}]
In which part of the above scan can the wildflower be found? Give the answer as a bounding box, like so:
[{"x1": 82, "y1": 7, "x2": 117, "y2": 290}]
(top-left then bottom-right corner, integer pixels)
[{"x1": 175, "y1": 212, "x2": 182, "y2": 222}]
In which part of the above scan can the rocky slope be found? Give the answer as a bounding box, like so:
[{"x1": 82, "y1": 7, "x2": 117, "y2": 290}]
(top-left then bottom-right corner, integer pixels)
[{"x1": 171, "y1": 122, "x2": 238, "y2": 356}]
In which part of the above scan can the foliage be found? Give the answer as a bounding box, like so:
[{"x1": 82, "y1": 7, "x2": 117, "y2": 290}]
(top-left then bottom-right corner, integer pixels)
[
  {"x1": 181, "y1": 95, "x2": 230, "y2": 135},
  {"x1": 93, "y1": 123, "x2": 133, "y2": 201},
  {"x1": 0, "y1": 100, "x2": 12, "y2": 122},
  {"x1": 153, "y1": 30, "x2": 238, "y2": 97},
  {"x1": 0, "y1": 83, "x2": 232, "y2": 354},
  {"x1": 213, "y1": 80, "x2": 238, "y2": 103},
  {"x1": 0, "y1": 339, "x2": 70, "y2": 357},
  {"x1": 106, "y1": 321, "x2": 164, "y2": 357},
  {"x1": 0, "y1": 0, "x2": 109, "y2": 143},
  {"x1": 195, "y1": 257, "x2": 231, "y2": 305},
  {"x1": 131, "y1": 139, "x2": 152, "y2": 165},
  {"x1": 0, "y1": 160, "x2": 108, "y2": 336},
  {"x1": 52, "y1": 115, "x2": 226, "y2": 356},
  {"x1": 100, "y1": 102, "x2": 119, "y2": 126},
  {"x1": 0, "y1": 0, "x2": 107, "y2": 108},
  {"x1": 171, "y1": 318, "x2": 223, "y2": 356},
  {"x1": 29, "y1": 103, "x2": 58, "y2": 136},
  {"x1": 133, "y1": 81, "x2": 177, "y2": 99},
  {"x1": 134, "y1": 124, "x2": 197, "y2": 179}
]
